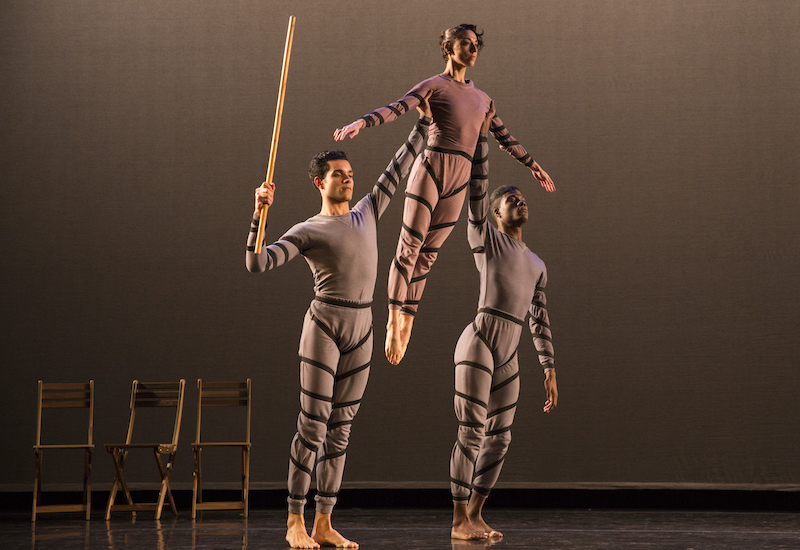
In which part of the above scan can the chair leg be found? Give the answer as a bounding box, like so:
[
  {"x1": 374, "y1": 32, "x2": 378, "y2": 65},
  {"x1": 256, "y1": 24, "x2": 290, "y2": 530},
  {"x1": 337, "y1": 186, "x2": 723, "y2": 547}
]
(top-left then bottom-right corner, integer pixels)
[
  {"x1": 154, "y1": 451, "x2": 178, "y2": 520},
  {"x1": 191, "y1": 448, "x2": 201, "y2": 520},
  {"x1": 32, "y1": 450, "x2": 42, "y2": 522},
  {"x1": 106, "y1": 448, "x2": 134, "y2": 520},
  {"x1": 84, "y1": 448, "x2": 92, "y2": 521},
  {"x1": 242, "y1": 447, "x2": 250, "y2": 519}
]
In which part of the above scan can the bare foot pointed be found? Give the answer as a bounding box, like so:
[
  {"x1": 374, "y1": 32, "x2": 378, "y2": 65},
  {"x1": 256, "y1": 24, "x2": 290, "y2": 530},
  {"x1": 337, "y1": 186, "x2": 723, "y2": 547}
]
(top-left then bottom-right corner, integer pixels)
[
  {"x1": 398, "y1": 312, "x2": 414, "y2": 356},
  {"x1": 385, "y1": 320, "x2": 403, "y2": 365}
]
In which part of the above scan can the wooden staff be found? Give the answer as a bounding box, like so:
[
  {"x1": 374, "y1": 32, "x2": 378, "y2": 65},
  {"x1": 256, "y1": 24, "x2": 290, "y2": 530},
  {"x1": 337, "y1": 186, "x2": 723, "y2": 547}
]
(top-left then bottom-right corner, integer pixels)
[{"x1": 255, "y1": 15, "x2": 296, "y2": 254}]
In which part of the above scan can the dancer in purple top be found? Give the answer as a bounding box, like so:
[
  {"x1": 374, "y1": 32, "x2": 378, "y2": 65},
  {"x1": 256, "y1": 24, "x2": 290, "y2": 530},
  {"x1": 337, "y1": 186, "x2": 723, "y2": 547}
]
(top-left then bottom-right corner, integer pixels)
[{"x1": 334, "y1": 23, "x2": 555, "y2": 366}]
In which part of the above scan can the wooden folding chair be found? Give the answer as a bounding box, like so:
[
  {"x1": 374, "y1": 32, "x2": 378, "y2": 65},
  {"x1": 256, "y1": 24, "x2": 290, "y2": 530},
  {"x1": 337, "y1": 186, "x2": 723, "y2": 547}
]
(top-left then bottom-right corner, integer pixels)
[
  {"x1": 32, "y1": 380, "x2": 94, "y2": 521},
  {"x1": 192, "y1": 379, "x2": 252, "y2": 519},
  {"x1": 104, "y1": 380, "x2": 185, "y2": 520}
]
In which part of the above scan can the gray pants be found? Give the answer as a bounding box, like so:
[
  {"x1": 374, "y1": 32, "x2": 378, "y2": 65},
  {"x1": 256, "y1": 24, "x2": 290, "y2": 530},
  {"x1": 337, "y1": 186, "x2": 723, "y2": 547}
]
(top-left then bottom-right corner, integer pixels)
[
  {"x1": 450, "y1": 310, "x2": 522, "y2": 502},
  {"x1": 287, "y1": 298, "x2": 372, "y2": 514}
]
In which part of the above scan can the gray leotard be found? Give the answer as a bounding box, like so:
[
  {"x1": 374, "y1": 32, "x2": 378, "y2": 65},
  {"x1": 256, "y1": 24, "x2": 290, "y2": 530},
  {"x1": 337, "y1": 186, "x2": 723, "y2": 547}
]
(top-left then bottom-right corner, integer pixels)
[
  {"x1": 450, "y1": 133, "x2": 554, "y2": 502},
  {"x1": 247, "y1": 117, "x2": 429, "y2": 514}
]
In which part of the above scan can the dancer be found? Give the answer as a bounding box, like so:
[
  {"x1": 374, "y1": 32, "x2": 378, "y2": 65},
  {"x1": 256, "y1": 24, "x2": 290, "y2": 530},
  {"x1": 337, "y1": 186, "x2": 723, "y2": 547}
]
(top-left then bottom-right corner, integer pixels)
[
  {"x1": 247, "y1": 112, "x2": 430, "y2": 548},
  {"x1": 334, "y1": 23, "x2": 555, "y2": 365},
  {"x1": 449, "y1": 114, "x2": 557, "y2": 540}
]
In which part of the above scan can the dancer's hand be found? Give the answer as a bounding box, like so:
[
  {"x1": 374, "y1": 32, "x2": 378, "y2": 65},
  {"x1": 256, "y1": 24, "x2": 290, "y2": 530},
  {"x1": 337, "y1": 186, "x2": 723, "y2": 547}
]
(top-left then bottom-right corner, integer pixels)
[
  {"x1": 531, "y1": 161, "x2": 555, "y2": 192},
  {"x1": 415, "y1": 90, "x2": 434, "y2": 118},
  {"x1": 254, "y1": 181, "x2": 276, "y2": 216},
  {"x1": 480, "y1": 101, "x2": 495, "y2": 133},
  {"x1": 333, "y1": 120, "x2": 365, "y2": 141},
  {"x1": 543, "y1": 370, "x2": 558, "y2": 413}
]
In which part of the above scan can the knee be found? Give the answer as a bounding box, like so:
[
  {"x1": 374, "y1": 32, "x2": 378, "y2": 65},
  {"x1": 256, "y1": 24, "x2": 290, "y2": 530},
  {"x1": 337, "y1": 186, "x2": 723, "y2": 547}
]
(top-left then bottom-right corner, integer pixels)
[
  {"x1": 297, "y1": 416, "x2": 326, "y2": 448},
  {"x1": 416, "y1": 250, "x2": 437, "y2": 272},
  {"x1": 486, "y1": 429, "x2": 512, "y2": 452},
  {"x1": 325, "y1": 423, "x2": 353, "y2": 451},
  {"x1": 458, "y1": 425, "x2": 485, "y2": 448}
]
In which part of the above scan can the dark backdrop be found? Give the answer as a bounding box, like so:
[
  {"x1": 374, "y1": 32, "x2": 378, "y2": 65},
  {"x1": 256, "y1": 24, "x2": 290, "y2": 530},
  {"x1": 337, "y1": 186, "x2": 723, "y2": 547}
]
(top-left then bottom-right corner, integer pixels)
[{"x1": 2, "y1": 0, "x2": 799, "y2": 494}]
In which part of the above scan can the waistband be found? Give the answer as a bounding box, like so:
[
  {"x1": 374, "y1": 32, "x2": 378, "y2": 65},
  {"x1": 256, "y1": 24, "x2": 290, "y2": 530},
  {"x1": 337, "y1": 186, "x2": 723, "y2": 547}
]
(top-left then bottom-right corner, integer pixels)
[
  {"x1": 314, "y1": 295, "x2": 372, "y2": 309},
  {"x1": 425, "y1": 145, "x2": 473, "y2": 163},
  {"x1": 478, "y1": 307, "x2": 524, "y2": 326}
]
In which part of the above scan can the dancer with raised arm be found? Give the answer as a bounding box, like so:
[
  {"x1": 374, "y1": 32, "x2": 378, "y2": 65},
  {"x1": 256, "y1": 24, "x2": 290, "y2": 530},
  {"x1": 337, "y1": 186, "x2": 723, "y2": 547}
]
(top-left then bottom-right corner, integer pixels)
[
  {"x1": 247, "y1": 112, "x2": 430, "y2": 549},
  {"x1": 334, "y1": 23, "x2": 555, "y2": 365},
  {"x1": 449, "y1": 113, "x2": 558, "y2": 540}
]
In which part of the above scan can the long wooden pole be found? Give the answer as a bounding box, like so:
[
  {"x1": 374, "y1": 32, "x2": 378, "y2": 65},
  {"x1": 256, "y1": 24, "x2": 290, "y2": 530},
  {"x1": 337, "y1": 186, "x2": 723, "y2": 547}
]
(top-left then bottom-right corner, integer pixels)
[{"x1": 255, "y1": 15, "x2": 296, "y2": 254}]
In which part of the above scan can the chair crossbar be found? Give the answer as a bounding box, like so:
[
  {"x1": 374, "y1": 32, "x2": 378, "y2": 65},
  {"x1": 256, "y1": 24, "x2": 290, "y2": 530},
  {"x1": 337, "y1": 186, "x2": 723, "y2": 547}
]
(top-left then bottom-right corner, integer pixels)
[
  {"x1": 135, "y1": 399, "x2": 181, "y2": 407},
  {"x1": 203, "y1": 398, "x2": 248, "y2": 407},
  {"x1": 42, "y1": 400, "x2": 91, "y2": 408}
]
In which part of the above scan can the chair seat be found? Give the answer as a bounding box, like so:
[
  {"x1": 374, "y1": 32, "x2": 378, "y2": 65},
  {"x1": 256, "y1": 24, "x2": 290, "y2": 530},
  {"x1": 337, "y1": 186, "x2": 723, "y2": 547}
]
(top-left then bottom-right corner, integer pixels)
[
  {"x1": 105, "y1": 443, "x2": 177, "y2": 453},
  {"x1": 191, "y1": 441, "x2": 251, "y2": 448},
  {"x1": 35, "y1": 444, "x2": 94, "y2": 450}
]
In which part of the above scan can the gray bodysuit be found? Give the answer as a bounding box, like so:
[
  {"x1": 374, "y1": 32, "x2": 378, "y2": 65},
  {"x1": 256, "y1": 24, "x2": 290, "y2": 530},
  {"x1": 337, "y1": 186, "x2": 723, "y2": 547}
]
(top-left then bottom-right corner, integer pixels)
[
  {"x1": 246, "y1": 117, "x2": 430, "y2": 515},
  {"x1": 449, "y1": 133, "x2": 555, "y2": 503}
]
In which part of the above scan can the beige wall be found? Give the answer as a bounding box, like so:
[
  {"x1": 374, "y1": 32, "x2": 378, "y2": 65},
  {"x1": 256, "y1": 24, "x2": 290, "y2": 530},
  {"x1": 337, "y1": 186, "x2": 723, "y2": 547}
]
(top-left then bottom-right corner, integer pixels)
[{"x1": 1, "y1": 0, "x2": 798, "y2": 492}]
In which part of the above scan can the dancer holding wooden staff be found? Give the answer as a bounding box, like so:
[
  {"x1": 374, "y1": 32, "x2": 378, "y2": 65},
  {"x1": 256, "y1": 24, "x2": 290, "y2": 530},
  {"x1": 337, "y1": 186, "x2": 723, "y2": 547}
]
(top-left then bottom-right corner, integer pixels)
[
  {"x1": 247, "y1": 57, "x2": 434, "y2": 545},
  {"x1": 334, "y1": 24, "x2": 555, "y2": 365}
]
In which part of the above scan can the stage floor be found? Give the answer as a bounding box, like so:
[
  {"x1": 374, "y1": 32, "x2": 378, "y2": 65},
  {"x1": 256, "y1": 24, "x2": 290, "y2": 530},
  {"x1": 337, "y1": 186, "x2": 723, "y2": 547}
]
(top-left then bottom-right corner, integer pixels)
[{"x1": 9, "y1": 508, "x2": 800, "y2": 549}]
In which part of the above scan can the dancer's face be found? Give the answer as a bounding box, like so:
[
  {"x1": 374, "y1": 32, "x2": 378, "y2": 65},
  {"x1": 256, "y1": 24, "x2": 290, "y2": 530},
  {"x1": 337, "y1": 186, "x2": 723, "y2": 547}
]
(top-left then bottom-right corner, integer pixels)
[
  {"x1": 317, "y1": 159, "x2": 353, "y2": 204},
  {"x1": 496, "y1": 190, "x2": 528, "y2": 226},
  {"x1": 448, "y1": 30, "x2": 479, "y2": 68}
]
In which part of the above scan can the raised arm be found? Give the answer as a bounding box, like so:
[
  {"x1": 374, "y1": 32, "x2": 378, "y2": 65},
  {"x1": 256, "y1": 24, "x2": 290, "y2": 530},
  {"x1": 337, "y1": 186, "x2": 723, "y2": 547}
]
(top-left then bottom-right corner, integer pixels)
[
  {"x1": 490, "y1": 114, "x2": 555, "y2": 192},
  {"x1": 371, "y1": 115, "x2": 431, "y2": 219},
  {"x1": 466, "y1": 105, "x2": 494, "y2": 250},
  {"x1": 245, "y1": 182, "x2": 304, "y2": 273}
]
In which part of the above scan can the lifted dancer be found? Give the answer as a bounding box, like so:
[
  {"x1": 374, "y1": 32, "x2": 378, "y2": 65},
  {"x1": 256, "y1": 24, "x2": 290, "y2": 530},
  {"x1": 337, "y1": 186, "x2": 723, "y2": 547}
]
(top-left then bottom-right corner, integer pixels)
[
  {"x1": 450, "y1": 114, "x2": 558, "y2": 540},
  {"x1": 247, "y1": 112, "x2": 430, "y2": 548},
  {"x1": 334, "y1": 23, "x2": 555, "y2": 365}
]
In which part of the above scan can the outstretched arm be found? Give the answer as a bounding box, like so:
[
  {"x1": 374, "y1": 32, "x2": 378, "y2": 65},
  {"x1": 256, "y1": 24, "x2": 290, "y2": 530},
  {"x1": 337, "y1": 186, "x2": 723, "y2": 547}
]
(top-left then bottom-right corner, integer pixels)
[
  {"x1": 333, "y1": 85, "x2": 428, "y2": 141},
  {"x1": 489, "y1": 114, "x2": 555, "y2": 192},
  {"x1": 371, "y1": 92, "x2": 432, "y2": 219}
]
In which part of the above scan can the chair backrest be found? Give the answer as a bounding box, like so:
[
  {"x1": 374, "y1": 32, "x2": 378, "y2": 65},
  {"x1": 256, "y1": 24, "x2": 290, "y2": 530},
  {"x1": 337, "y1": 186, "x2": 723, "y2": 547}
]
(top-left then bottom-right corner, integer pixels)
[
  {"x1": 35, "y1": 381, "x2": 94, "y2": 446},
  {"x1": 194, "y1": 379, "x2": 251, "y2": 445},
  {"x1": 124, "y1": 380, "x2": 186, "y2": 446}
]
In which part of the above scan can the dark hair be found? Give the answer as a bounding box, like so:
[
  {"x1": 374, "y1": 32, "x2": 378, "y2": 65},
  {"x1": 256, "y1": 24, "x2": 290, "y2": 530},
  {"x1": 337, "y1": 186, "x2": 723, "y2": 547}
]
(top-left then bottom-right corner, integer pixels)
[
  {"x1": 489, "y1": 185, "x2": 520, "y2": 217},
  {"x1": 308, "y1": 150, "x2": 348, "y2": 185},
  {"x1": 439, "y1": 24, "x2": 484, "y2": 60}
]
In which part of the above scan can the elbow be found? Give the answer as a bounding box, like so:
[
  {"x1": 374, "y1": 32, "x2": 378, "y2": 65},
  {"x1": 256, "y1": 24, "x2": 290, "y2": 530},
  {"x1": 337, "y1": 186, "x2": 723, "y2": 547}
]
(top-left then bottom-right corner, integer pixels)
[{"x1": 245, "y1": 255, "x2": 265, "y2": 273}]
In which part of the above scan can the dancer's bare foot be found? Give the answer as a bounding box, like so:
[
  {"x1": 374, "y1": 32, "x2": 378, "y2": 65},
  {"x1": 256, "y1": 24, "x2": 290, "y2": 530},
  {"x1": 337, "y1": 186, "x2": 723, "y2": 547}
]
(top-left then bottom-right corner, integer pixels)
[
  {"x1": 311, "y1": 512, "x2": 358, "y2": 548},
  {"x1": 286, "y1": 513, "x2": 320, "y2": 549},
  {"x1": 468, "y1": 513, "x2": 502, "y2": 539},
  {"x1": 385, "y1": 309, "x2": 404, "y2": 364},
  {"x1": 452, "y1": 503, "x2": 488, "y2": 540},
  {"x1": 467, "y1": 495, "x2": 502, "y2": 538}
]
